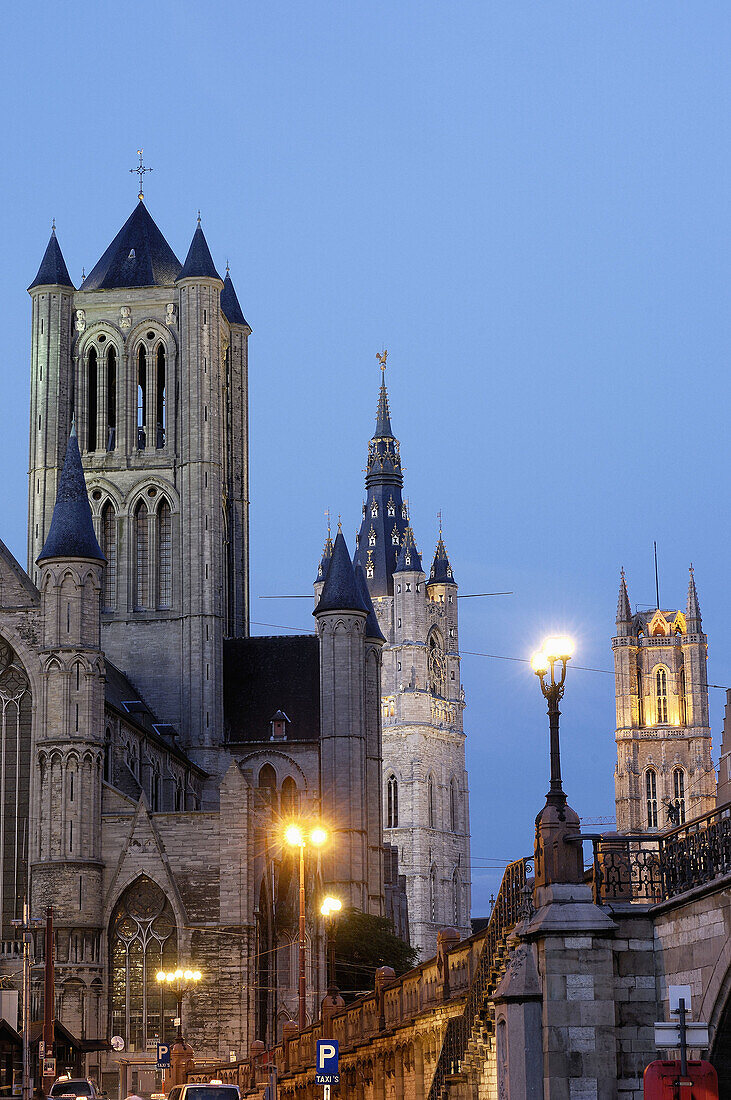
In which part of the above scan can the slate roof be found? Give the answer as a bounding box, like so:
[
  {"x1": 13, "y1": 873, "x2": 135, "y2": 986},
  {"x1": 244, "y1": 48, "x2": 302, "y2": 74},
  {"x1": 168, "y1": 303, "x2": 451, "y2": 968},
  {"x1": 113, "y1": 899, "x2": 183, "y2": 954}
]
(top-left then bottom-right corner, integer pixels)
[
  {"x1": 395, "y1": 525, "x2": 423, "y2": 574},
  {"x1": 315, "y1": 532, "x2": 369, "y2": 615},
  {"x1": 28, "y1": 230, "x2": 74, "y2": 290},
  {"x1": 224, "y1": 636, "x2": 320, "y2": 742},
  {"x1": 354, "y1": 562, "x2": 386, "y2": 642},
  {"x1": 82, "y1": 202, "x2": 182, "y2": 290},
  {"x1": 177, "y1": 222, "x2": 222, "y2": 282},
  {"x1": 221, "y1": 271, "x2": 248, "y2": 325},
  {"x1": 429, "y1": 535, "x2": 456, "y2": 585},
  {"x1": 104, "y1": 661, "x2": 203, "y2": 771},
  {"x1": 37, "y1": 425, "x2": 104, "y2": 563}
]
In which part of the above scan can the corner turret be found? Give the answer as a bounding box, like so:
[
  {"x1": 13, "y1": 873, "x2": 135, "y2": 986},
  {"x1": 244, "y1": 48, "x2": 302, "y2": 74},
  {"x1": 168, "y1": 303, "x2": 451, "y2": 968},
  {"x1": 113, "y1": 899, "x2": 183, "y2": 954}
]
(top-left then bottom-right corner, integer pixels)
[
  {"x1": 686, "y1": 565, "x2": 702, "y2": 634},
  {"x1": 616, "y1": 568, "x2": 632, "y2": 636},
  {"x1": 37, "y1": 423, "x2": 104, "y2": 564},
  {"x1": 176, "y1": 217, "x2": 223, "y2": 283},
  {"x1": 28, "y1": 226, "x2": 74, "y2": 291},
  {"x1": 428, "y1": 529, "x2": 456, "y2": 586}
]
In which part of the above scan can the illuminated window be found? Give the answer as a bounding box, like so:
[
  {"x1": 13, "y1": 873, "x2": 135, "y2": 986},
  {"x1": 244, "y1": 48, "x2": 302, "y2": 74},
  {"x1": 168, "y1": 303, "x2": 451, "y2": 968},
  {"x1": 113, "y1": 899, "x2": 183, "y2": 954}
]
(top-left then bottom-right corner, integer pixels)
[
  {"x1": 646, "y1": 769, "x2": 658, "y2": 828},
  {"x1": 673, "y1": 768, "x2": 685, "y2": 824},
  {"x1": 386, "y1": 775, "x2": 398, "y2": 829},
  {"x1": 656, "y1": 668, "x2": 668, "y2": 724}
]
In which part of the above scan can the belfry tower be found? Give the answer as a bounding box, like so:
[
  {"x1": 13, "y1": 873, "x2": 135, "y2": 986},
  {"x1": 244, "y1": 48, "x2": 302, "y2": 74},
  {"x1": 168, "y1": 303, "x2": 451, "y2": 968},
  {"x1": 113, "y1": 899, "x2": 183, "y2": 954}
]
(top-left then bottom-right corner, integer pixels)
[
  {"x1": 27, "y1": 198, "x2": 250, "y2": 778},
  {"x1": 613, "y1": 568, "x2": 716, "y2": 833},
  {"x1": 344, "y1": 363, "x2": 471, "y2": 955}
]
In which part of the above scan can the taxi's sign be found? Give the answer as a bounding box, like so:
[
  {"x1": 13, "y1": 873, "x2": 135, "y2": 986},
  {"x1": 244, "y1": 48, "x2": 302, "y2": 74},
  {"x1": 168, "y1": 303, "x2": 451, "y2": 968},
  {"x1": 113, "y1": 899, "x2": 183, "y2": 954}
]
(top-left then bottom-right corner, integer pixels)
[{"x1": 315, "y1": 1040, "x2": 339, "y2": 1085}]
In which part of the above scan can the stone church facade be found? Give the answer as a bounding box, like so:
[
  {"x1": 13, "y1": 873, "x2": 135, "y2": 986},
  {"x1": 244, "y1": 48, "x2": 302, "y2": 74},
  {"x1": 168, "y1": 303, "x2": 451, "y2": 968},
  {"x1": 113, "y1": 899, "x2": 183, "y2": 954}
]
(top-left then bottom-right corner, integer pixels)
[{"x1": 0, "y1": 197, "x2": 474, "y2": 1094}]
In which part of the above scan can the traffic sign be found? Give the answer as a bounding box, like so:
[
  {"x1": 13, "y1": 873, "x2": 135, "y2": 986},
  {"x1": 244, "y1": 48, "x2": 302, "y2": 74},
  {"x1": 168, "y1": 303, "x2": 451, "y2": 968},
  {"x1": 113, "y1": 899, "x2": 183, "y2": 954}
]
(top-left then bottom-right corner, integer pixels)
[
  {"x1": 315, "y1": 1040, "x2": 339, "y2": 1085},
  {"x1": 653, "y1": 1022, "x2": 709, "y2": 1048},
  {"x1": 156, "y1": 1043, "x2": 171, "y2": 1069},
  {"x1": 43, "y1": 1058, "x2": 56, "y2": 1077}
]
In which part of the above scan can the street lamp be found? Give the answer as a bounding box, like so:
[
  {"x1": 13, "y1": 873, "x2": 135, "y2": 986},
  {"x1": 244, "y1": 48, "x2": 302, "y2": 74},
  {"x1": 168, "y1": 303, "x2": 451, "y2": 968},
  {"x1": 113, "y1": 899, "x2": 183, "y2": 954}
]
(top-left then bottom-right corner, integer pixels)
[
  {"x1": 320, "y1": 896, "x2": 342, "y2": 994},
  {"x1": 284, "y1": 823, "x2": 328, "y2": 1029},
  {"x1": 155, "y1": 967, "x2": 202, "y2": 1041},
  {"x1": 531, "y1": 636, "x2": 574, "y2": 813}
]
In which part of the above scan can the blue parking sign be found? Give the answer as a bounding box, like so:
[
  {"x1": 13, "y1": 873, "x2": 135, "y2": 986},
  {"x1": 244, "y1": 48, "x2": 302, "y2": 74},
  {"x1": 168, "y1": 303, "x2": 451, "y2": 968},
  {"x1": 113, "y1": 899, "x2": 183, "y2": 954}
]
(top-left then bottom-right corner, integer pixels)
[
  {"x1": 315, "y1": 1040, "x2": 339, "y2": 1084},
  {"x1": 157, "y1": 1043, "x2": 171, "y2": 1068}
]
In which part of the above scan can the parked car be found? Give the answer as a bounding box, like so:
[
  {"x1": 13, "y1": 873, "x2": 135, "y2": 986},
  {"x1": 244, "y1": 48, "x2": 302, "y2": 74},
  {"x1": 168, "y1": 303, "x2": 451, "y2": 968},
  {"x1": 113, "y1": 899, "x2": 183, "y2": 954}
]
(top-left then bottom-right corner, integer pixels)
[
  {"x1": 49, "y1": 1081, "x2": 99, "y2": 1100},
  {"x1": 167, "y1": 1084, "x2": 239, "y2": 1100}
]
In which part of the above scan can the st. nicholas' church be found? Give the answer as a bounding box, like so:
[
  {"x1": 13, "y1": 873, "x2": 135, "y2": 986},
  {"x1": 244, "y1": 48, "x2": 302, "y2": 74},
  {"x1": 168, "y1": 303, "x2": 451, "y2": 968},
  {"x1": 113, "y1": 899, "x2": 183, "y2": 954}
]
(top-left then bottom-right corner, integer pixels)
[{"x1": 0, "y1": 190, "x2": 472, "y2": 1093}]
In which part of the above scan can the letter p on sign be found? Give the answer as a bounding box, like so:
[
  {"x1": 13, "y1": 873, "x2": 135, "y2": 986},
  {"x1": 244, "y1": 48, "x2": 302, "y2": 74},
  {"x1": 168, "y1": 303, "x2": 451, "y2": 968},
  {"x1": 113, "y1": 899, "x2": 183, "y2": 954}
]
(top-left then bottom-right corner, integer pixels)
[{"x1": 315, "y1": 1040, "x2": 339, "y2": 1084}]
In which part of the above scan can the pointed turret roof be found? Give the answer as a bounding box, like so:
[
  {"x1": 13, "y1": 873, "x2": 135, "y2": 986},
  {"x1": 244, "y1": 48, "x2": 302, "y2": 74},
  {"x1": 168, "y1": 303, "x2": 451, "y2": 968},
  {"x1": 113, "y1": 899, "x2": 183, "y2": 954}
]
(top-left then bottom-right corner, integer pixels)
[
  {"x1": 394, "y1": 525, "x2": 423, "y2": 573},
  {"x1": 315, "y1": 524, "x2": 334, "y2": 583},
  {"x1": 686, "y1": 565, "x2": 702, "y2": 629},
  {"x1": 221, "y1": 269, "x2": 248, "y2": 326},
  {"x1": 176, "y1": 218, "x2": 222, "y2": 282},
  {"x1": 28, "y1": 228, "x2": 74, "y2": 291},
  {"x1": 82, "y1": 201, "x2": 182, "y2": 290},
  {"x1": 374, "y1": 376, "x2": 393, "y2": 438},
  {"x1": 616, "y1": 568, "x2": 631, "y2": 625},
  {"x1": 429, "y1": 531, "x2": 456, "y2": 585},
  {"x1": 354, "y1": 563, "x2": 386, "y2": 642},
  {"x1": 37, "y1": 423, "x2": 104, "y2": 563},
  {"x1": 314, "y1": 532, "x2": 369, "y2": 615}
]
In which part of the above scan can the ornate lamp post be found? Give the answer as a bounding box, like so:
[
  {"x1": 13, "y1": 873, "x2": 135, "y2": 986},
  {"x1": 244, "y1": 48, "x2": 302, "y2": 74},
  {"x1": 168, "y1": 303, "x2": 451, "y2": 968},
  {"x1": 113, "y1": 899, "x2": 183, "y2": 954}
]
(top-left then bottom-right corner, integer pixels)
[
  {"x1": 284, "y1": 823, "x2": 328, "y2": 1029},
  {"x1": 155, "y1": 967, "x2": 202, "y2": 1041},
  {"x1": 320, "y1": 896, "x2": 342, "y2": 994},
  {"x1": 530, "y1": 636, "x2": 583, "y2": 888}
]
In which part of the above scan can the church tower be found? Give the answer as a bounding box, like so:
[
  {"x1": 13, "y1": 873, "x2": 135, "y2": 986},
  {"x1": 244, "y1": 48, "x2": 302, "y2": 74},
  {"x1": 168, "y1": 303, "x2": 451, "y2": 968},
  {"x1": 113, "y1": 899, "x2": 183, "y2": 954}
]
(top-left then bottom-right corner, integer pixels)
[
  {"x1": 26, "y1": 198, "x2": 251, "y2": 780},
  {"x1": 348, "y1": 365, "x2": 471, "y2": 955},
  {"x1": 31, "y1": 425, "x2": 107, "y2": 1039},
  {"x1": 613, "y1": 568, "x2": 716, "y2": 833}
]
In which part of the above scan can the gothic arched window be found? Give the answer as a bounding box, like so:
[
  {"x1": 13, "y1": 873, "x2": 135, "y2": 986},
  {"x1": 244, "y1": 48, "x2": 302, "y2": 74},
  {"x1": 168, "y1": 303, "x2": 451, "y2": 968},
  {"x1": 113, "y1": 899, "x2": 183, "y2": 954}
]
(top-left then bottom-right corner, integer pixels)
[
  {"x1": 428, "y1": 632, "x2": 446, "y2": 698},
  {"x1": 655, "y1": 668, "x2": 668, "y2": 724},
  {"x1": 87, "y1": 347, "x2": 98, "y2": 452},
  {"x1": 101, "y1": 502, "x2": 116, "y2": 610},
  {"x1": 386, "y1": 775, "x2": 398, "y2": 829},
  {"x1": 156, "y1": 345, "x2": 166, "y2": 448},
  {"x1": 104, "y1": 727, "x2": 113, "y2": 785},
  {"x1": 157, "y1": 500, "x2": 172, "y2": 609},
  {"x1": 429, "y1": 866, "x2": 437, "y2": 923},
  {"x1": 637, "y1": 666, "x2": 644, "y2": 727},
  {"x1": 450, "y1": 779, "x2": 459, "y2": 833},
  {"x1": 281, "y1": 776, "x2": 298, "y2": 817},
  {"x1": 137, "y1": 346, "x2": 147, "y2": 449},
  {"x1": 107, "y1": 346, "x2": 117, "y2": 451},
  {"x1": 134, "y1": 501, "x2": 149, "y2": 609},
  {"x1": 679, "y1": 666, "x2": 687, "y2": 726},
  {"x1": 673, "y1": 768, "x2": 686, "y2": 824},
  {"x1": 110, "y1": 876, "x2": 177, "y2": 1052},
  {"x1": 452, "y1": 869, "x2": 461, "y2": 927},
  {"x1": 645, "y1": 769, "x2": 658, "y2": 828},
  {"x1": 258, "y1": 763, "x2": 277, "y2": 807},
  {"x1": 427, "y1": 775, "x2": 435, "y2": 829}
]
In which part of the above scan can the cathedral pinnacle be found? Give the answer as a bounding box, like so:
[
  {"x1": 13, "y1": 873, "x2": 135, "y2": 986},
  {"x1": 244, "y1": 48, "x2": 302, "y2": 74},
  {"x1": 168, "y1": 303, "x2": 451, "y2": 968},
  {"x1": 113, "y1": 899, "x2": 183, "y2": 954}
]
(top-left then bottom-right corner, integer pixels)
[
  {"x1": 429, "y1": 521, "x2": 456, "y2": 585},
  {"x1": 314, "y1": 532, "x2": 369, "y2": 615},
  {"x1": 616, "y1": 567, "x2": 632, "y2": 626},
  {"x1": 315, "y1": 512, "x2": 334, "y2": 582},
  {"x1": 177, "y1": 218, "x2": 222, "y2": 282},
  {"x1": 29, "y1": 227, "x2": 74, "y2": 291},
  {"x1": 395, "y1": 525, "x2": 423, "y2": 573},
  {"x1": 686, "y1": 564, "x2": 702, "y2": 631}
]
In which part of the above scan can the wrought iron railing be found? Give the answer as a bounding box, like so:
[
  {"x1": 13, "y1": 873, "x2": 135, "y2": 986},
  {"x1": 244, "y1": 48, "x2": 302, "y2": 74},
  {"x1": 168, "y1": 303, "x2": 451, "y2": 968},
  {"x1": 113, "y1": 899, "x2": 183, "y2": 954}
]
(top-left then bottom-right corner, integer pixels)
[
  {"x1": 427, "y1": 856, "x2": 533, "y2": 1100},
  {"x1": 590, "y1": 801, "x2": 731, "y2": 905}
]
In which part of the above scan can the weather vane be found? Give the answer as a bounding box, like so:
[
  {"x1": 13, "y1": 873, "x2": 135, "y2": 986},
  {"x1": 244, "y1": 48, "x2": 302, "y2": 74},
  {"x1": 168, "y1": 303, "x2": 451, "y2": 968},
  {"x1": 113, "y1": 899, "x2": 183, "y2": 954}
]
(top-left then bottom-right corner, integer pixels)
[
  {"x1": 376, "y1": 349, "x2": 388, "y2": 372},
  {"x1": 130, "y1": 149, "x2": 152, "y2": 201}
]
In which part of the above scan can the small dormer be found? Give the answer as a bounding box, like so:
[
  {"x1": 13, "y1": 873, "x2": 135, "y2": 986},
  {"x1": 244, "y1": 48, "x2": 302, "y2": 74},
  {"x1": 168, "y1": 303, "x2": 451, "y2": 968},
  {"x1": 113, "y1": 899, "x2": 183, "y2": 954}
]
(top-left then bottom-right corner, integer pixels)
[
  {"x1": 672, "y1": 611, "x2": 687, "y2": 635},
  {"x1": 270, "y1": 710, "x2": 290, "y2": 741},
  {"x1": 648, "y1": 610, "x2": 669, "y2": 637}
]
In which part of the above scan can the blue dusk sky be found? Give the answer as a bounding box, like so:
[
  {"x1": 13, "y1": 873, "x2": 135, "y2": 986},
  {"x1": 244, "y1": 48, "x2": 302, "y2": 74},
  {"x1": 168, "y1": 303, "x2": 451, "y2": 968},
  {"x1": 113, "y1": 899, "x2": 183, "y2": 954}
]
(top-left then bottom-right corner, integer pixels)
[{"x1": 1, "y1": 2, "x2": 730, "y2": 914}]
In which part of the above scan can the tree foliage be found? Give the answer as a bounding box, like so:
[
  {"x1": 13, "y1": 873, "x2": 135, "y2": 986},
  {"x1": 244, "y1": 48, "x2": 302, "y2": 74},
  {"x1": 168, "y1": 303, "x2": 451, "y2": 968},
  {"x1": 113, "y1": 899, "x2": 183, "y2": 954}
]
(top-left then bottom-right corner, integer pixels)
[{"x1": 333, "y1": 908, "x2": 419, "y2": 998}]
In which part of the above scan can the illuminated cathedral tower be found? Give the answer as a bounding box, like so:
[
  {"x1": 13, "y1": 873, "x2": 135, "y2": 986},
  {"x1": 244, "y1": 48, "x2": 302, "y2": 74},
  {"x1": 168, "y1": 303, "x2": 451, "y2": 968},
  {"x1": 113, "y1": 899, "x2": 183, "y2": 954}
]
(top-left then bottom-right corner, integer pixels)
[{"x1": 613, "y1": 568, "x2": 716, "y2": 833}]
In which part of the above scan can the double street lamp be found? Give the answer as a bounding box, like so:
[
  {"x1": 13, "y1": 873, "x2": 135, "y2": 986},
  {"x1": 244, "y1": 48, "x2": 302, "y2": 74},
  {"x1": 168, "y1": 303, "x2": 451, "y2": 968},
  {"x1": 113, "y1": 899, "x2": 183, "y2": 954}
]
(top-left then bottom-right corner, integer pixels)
[
  {"x1": 155, "y1": 967, "x2": 202, "y2": 1041},
  {"x1": 284, "y1": 824, "x2": 328, "y2": 1029},
  {"x1": 320, "y1": 896, "x2": 342, "y2": 994}
]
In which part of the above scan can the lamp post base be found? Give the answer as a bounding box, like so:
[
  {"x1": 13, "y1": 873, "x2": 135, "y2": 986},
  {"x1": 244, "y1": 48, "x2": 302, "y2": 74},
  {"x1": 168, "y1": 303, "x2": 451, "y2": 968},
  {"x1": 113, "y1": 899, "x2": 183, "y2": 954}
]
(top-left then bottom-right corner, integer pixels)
[
  {"x1": 170, "y1": 1040, "x2": 195, "y2": 1087},
  {"x1": 533, "y1": 796, "x2": 583, "y2": 889}
]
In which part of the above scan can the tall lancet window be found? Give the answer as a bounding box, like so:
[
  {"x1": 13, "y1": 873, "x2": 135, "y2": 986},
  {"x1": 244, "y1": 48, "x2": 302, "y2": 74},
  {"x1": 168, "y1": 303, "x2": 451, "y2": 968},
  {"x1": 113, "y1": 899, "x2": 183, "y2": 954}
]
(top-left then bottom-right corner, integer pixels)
[
  {"x1": 646, "y1": 768, "x2": 658, "y2": 828},
  {"x1": 157, "y1": 500, "x2": 172, "y2": 609},
  {"x1": 156, "y1": 345, "x2": 166, "y2": 448},
  {"x1": 427, "y1": 774, "x2": 435, "y2": 828},
  {"x1": 107, "y1": 347, "x2": 117, "y2": 451},
  {"x1": 137, "y1": 346, "x2": 147, "y2": 449},
  {"x1": 637, "y1": 666, "x2": 644, "y2": 727},
  {"x1": 101, "y1": 503, "x2": 117, "y2": 610},
  {"x1": 679, "y1": 667, "x2": 687, "y2": 726},
  {"x1": 386, "y1": 774, "x2": 398, "y2": 829},
  {"x1": 134, "y1": 501, "x2": 149, "y2": 609},
  {"x1": 656, "y1": 668, "x2": 668, "y2": 724},
  {"x1": 429, "y1": 866, "x2": 437, "y2": 922},
  {"x1": 673, "y1": 768, "x2": 686, "y2": 824},
  {"x1": 87, "y1": 347, "x2": 98, "y2": 452}
]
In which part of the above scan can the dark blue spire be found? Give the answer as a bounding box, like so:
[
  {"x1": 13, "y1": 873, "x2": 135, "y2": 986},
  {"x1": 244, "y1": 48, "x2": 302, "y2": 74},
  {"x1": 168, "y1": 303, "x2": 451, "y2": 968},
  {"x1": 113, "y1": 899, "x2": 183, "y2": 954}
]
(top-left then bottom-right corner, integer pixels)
[
  {"x1": 315, "y1": 523, "x2": 334, "y2": 583},
  {"x1": 221, "y1": 268, "x2": 248, "y2": 326},
  {"x1": 394, "y1": 525, "x2": 423, "y2": 573},
  {"x1": 354, "y1": 366, "x2": 409, "y2": 597},
  {"x1": 28, "y1": 227, "x2": 74, "y2": 291},
  {"x1": 83, "y1": 202, "x2": 181, "y2": 290},
  {"x1": 314, "y1": 532, "x2": 369, "y2": 615},
  {"x1": 354, "y1": 562, "x2": 386, "y2": 642},
  {"x1": 429, "y1": 531, "x2": 456, "y2": 585},
  {"x1": 176, "y1": 218, "x2": 222, "y2": 282},
  {"x1": 37, "y1": 423, "x2": 104, "y2": 563}
]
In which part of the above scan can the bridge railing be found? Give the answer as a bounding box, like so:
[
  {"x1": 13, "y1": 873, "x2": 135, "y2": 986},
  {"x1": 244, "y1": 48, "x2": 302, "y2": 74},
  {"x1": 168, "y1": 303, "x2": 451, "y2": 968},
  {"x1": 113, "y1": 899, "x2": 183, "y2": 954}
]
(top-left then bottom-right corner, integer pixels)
[
  {"x1": 427, "y1": 855, "x2": 533, "y2": 1100},
  {"x1": 590, "y1": 800, "x2": 731, "y2": 905}
]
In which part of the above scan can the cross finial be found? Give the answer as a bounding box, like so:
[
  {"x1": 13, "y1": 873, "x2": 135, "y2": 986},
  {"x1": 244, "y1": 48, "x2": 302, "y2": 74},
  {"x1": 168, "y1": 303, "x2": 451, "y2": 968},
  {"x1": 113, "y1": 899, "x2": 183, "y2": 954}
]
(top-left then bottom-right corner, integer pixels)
[
  {"x1": 437, "y1": 509, "x2": 443, "y2": 538},
  {"x1": 337, "y1": 514, "x2": 342, "y2": 532},
  {"x1": 51, "y1": 217, "x2": 56, "y2": 234},
  {"x1": 226, "y1": 259, "x2": 230, "y2": 276},
  {"x1": 130, "y1": 149, "x2": 152, "y2": 201},
  {"x1": 197, "y1": 210, "x2": 201, "y2": 226},
  {"x1": 325, "y1": 509, "x2": 331, "y2": 539},
  {"x1": 376, "y1": 349, "x2": 388, "y2": 372}
]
